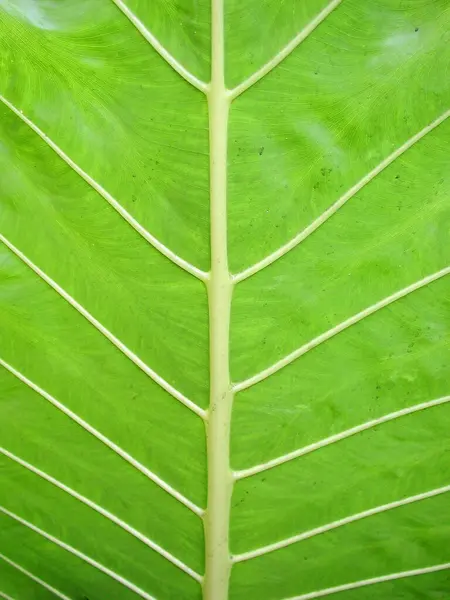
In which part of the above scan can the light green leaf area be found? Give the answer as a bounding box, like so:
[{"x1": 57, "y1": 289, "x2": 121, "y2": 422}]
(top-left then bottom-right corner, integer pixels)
[{"x1": 0, "y1": 1, "x2": 449, "y2": 600}]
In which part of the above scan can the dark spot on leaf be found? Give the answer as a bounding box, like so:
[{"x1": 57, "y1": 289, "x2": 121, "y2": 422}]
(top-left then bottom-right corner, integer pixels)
[
  {"x1": 259, "y1": 147, "x2": 264, "y2": 156},
  {"x1": 415, "y1": 27, "x2": 419, "y2": 32}
]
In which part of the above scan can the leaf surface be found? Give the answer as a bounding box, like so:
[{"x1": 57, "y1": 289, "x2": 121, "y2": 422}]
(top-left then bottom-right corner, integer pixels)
[{"x1": 0, "y1": 1, "x2": 449, "y2": 600}]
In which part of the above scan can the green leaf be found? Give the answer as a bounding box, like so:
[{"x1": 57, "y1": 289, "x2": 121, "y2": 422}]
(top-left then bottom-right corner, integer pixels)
[{"x1": 0, "y1": 1, "x2": 449, "y2": 600}]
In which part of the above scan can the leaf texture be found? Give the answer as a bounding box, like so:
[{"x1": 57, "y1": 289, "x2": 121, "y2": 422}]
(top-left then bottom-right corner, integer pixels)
[{"x1": 0, "y1": 1, "x2": 449, "y2": 600}]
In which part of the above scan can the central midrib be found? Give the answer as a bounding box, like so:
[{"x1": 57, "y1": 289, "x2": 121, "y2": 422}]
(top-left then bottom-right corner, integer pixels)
[{"x1": 203, "y1": 0, "x2": 234, "y2": 598}]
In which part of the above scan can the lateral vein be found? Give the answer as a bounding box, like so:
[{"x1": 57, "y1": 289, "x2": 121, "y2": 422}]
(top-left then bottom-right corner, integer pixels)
[
  {"x1": 228, "y1": 0, "x2": 342, "y2": 100},
  {"x1": 0, "y1": 233, "x2": 206, "y2": 420},
  {"x1": 0, "y1": 506, "x2": 157, "y2": 600},
  {"x1": 283, "y1": 563, "x2": 450, "y2": 600},
  {"x1": 0, "y1": 94, "x2": 208, "y2": 283},
  {"x1": 109, "y1": 0, "x2": 209, "y2": 93},
  {"x1": 232, "y1": 485, "x2": 450, "y2": 563},
  {"x1": 233, "y1": 266, "x2": 450, "y2": 392},
  {"x1": 0, "y1": 357, "x2": 203, "y2": 517},
  {"x1": 234, "y1": 395, "x2": 450, "y2": 479},
  {"x1": 233, "y1": 109, "x2": 450, "y2": 283},
  {"x1": 0, "y1": 553, "x2": 72, "y2": 600},
  {"x1": 0, "y1": 448, "x2": 202, "y2": 582}
]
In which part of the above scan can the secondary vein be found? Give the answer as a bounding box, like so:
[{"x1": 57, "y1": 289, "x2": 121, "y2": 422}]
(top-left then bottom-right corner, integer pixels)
[
  {"x1": 0, "y1": 507, "x2": 156, "y2": 600},
  {"x1": 228, "y1": 0, "x2": 342, "y2": 100},
  {"x1": 0, "y1": 233, "x2": 206, "y2": 420},
  {"x1": 234, "y1": 395, "x2": 450, "y2": 479},
  {"x1": 234, "y1": 266, "x2": 450, "y2": 392},
  {"x1": 0, "y1": 448, "x2": 202, "y2": 581},
  {"x1": 0, "y1": 94, "x2": 208, "y2": 283},
  {"x1": 0, "y1": 553, "x2": 72, "y2": 600},
  {"x1": 110, "y1": 0, "x2": 209, "y2": 93},
  {"x1": 233, "y1": 109, "x2": 450, "y2": 283},
  {"x1": 0, "y1": 357, "x2": 203, "y2": 517},
  {"x1": 232, "y1": 485, "x2": 450, "y2": 562},
  {"x1": 283, "y1": 563, "x2": 450, "y2": 600}
]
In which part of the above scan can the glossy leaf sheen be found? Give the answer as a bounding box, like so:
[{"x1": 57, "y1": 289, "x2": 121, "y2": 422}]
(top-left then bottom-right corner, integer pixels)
[{"x1": 0, "y1": 1, "x2": 449, "y2": 600}]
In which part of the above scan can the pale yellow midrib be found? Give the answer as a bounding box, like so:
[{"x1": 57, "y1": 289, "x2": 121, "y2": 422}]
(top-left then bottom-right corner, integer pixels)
[{"x1": 202, "y1": 0, "x2": 234, "y2": 598}]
